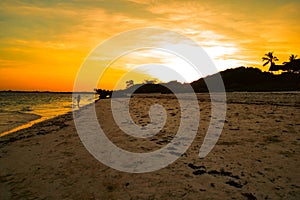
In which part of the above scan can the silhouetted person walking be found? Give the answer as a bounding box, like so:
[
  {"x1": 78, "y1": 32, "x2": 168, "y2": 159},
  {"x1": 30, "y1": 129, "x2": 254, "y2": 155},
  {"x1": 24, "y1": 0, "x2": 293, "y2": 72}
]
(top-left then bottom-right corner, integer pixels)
[{"x1": 77, "y1": 95, "x2": 81, "y2": 108}]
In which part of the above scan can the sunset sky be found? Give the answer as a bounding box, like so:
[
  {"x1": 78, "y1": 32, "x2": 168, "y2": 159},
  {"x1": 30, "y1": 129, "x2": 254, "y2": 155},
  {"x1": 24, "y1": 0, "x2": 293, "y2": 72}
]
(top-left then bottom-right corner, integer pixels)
[{"x1": 1, "y1": 0, "x2": 299, "y2": 91}]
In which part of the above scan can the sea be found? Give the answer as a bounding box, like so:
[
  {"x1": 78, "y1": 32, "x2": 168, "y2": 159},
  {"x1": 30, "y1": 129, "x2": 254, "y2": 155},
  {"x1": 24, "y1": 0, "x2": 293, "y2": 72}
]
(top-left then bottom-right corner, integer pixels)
[{"x1": 0, "y1": 92, "x2": 97, "y2": 136}]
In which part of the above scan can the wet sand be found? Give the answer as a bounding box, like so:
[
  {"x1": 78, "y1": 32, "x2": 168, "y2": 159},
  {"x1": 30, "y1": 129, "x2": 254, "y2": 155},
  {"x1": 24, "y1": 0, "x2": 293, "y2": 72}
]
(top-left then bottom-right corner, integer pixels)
[
  {"x1": 0, "y1": 112, "x2": 41, "y2": 135},
  {"x1": 0, "y1": 93, "x2": 299, "y2": 199}
]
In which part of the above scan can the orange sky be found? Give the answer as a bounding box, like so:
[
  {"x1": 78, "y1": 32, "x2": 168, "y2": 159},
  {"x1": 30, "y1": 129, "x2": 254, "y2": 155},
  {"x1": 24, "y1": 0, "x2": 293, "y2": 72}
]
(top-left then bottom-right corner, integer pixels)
[{"x1": 0, "y1": 0, "x2": 299, "y2": 91}]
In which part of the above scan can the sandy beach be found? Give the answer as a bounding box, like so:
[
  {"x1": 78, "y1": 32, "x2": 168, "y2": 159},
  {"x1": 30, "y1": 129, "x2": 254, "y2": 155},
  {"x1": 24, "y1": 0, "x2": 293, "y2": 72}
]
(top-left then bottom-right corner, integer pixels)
[{"x1": 0, "y1": 93, "x2": 299, "y2": 200}]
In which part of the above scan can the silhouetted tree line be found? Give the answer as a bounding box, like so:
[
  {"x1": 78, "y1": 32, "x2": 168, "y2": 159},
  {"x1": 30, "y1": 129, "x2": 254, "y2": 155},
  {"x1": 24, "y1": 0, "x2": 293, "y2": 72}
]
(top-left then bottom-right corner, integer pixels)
[
  {"x1": 95, "y1": 54, "x2": 300, "y2": 95},
  {"x1": 95, "y1": 67, "x2": 300, "y2": 95},
  {"x1": 94, "y1": 89, "x2": 112, "y2": 99},
  {"x1": 191, "y1": 67, "x2": 300, "y2": 92},
  {"x1": 117, "y1": 80, "x2": 192, "y2": 94},
  {"x1": 262, "y1": 52, "x2": 300, "y2": 72},
  {"x1": 132, "y1": 84, "x2": 172, "y2": 93}
]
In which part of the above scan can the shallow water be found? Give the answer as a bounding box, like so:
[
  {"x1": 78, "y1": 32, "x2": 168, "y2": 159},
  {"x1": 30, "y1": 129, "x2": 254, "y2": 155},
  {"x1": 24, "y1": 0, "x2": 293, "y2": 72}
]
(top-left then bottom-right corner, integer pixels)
[{"x1": 0, "y1": 92, "x2": 97, "y2": 136}]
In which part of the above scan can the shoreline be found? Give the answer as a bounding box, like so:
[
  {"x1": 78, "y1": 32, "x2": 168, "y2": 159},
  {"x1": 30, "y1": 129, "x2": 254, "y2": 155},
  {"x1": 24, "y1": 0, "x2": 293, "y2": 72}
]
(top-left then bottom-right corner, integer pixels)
[
  {"x1": 0, "y1": 102, "x2": 94, "y2": 144},
  {"x1": 1, "y1": 91, "x2": 299, "y2": 140},
  {"x1": 0, "y1": 116, "x2": 44, "y2": 138},
  {"x1": 0, "y1": 112, "x2": 41, "y2": 136},
  {"x1": 0, "y1": 108, "x2": 73, "y2": 145}
]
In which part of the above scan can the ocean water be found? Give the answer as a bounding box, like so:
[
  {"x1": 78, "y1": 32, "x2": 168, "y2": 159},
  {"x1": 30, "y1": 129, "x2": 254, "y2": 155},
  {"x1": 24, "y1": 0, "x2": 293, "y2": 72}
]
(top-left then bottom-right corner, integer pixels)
[{"x1": 0, "y1": 92, "x2": 97, "y2": 136}]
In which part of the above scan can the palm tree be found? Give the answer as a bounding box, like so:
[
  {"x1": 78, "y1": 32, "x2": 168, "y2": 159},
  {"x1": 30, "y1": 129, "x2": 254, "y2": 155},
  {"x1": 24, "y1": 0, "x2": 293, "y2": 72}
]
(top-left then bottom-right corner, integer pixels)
[
  {"x1": 283, "y1": 54, "x2": 299, "y2": 72},
  {"x1": 289, "y1": 54, "x2": 298, "y2": 62},
  {"x1": 262, "y1": 52, "x2": 279, "y2": 67},
  {"x1": 283, "y1": 54, "x2": 298, "y2": 64}
]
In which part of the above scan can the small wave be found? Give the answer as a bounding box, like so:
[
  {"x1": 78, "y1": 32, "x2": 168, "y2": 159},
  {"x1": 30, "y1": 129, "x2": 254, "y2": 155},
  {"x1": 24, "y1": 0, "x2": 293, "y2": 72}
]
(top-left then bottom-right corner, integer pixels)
[
  {"x1": 21, "y1": 106, "x2": 33, "y2": 112},
  {"x1": 63, "y1": 105, "x2": 72, "y2": 108},
  {"x1": 0, "y1": 111, "x2": 42, "y2": 136}
]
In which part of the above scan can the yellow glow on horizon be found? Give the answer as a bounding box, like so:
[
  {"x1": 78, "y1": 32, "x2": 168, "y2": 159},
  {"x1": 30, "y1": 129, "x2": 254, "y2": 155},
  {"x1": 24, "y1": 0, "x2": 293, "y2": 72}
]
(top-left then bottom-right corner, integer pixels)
[{"x1": 97, "y1": 67, "x2": 153, "y2": 90}]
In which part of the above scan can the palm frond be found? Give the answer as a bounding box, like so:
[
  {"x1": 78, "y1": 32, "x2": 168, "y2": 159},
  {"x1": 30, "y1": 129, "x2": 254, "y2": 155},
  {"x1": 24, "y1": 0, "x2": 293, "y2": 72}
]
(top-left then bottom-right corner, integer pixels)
[
  {"x1": 289, "y1": 54, "x2": 298, "y2": 61},
  {"x1": 263, "y1": 61, "x2": 269, "y2": 66},
  {"x1": 262, "y1": 57, "x2": 269, "y2": 61},
  {"x1": 266, "y1": 52, "x2": 273, "y2": 57}
]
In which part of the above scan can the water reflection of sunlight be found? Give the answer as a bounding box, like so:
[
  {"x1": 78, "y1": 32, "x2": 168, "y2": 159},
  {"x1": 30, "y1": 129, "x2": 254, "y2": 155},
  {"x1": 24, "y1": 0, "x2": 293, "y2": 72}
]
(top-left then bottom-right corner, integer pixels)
[
  {"x1": 0, "y1": 117, "x2": 47, "y2": 137},
  {"x1": 0, "y1": 93, "x2": 97, "y2": 137}
]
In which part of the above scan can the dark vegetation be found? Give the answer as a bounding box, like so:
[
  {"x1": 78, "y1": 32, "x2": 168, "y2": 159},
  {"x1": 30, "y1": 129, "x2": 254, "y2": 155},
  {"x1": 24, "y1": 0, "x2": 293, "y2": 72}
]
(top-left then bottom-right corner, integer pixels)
[
  {"x1": 114, "y1": 81, "x2": 192, "y2": 96},
  {"x1": 94, "y1": 89, "x2": 113, "y2": 99},
  {"x1": 95, "y1": 52, "x2": 300, "y2": 95},
  {"x1": 100, "y1": 67, "x2": 300, "y2": 96},
  {"x1": 191, "y1": 67, "x2": 300, "y2": 92},
  {"x1": 262, "y1": 52, "x2": 300, "y2": 72}
]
